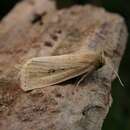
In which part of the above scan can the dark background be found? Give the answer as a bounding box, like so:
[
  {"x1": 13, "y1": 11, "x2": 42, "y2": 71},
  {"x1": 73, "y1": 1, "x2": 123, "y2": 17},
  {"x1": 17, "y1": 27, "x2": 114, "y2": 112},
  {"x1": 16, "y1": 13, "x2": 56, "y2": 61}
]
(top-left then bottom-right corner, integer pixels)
[{"x1": 0, "y1": 0, "x2": 130, "y2": 130}]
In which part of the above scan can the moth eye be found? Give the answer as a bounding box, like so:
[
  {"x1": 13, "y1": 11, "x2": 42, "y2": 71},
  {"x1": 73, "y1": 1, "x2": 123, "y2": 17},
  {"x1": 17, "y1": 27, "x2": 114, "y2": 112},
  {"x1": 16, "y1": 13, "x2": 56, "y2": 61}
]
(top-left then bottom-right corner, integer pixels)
[
  {"x1": 48, "y1": 69, "x2": 55, "y2": 73},
  {"x1": 98, "y1": 62, "x2": 103, "y2": 68}
]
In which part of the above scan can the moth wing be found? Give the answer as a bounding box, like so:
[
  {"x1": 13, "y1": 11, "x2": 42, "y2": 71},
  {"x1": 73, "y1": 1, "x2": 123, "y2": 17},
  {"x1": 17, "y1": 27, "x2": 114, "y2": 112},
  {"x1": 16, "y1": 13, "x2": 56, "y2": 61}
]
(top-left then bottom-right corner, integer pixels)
[{"x1": 20, "y1": 52, "x2": 99, "y2": 91}]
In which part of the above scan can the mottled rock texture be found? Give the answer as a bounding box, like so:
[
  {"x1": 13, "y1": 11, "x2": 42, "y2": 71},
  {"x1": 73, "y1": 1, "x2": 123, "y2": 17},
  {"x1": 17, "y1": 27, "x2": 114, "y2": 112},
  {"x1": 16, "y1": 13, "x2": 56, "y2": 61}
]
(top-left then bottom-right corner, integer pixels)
[{"x1": 0, "y1": 0, "x2": 128, "y2": 130}]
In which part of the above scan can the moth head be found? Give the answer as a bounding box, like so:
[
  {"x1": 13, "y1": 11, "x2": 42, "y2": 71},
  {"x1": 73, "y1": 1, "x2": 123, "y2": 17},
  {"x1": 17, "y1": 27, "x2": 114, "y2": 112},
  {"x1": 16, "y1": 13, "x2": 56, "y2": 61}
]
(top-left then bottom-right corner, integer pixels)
[{"x1": 96, "y1": 49, "x2": 106, "y2": 69}]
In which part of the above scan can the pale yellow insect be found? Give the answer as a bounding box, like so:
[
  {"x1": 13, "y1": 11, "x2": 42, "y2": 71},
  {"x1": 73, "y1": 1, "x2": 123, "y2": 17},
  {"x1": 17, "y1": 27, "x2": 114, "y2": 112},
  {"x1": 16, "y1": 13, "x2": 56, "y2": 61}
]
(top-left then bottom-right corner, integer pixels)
[{"x1": 20, "y1": 51, "x2": 105, "y2": 91}]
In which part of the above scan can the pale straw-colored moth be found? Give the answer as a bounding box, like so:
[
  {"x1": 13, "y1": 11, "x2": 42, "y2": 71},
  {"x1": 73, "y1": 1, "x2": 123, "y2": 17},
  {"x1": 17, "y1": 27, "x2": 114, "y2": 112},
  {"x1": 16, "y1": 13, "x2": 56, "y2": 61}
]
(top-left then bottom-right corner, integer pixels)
[{"x1": 20, "y1": 50, "x2": 105, "y2": 91}]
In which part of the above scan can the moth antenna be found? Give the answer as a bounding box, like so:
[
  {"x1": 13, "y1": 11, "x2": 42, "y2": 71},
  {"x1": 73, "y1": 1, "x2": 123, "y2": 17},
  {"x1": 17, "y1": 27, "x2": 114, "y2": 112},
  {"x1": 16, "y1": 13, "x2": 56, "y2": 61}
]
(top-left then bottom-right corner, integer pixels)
[
  {"x1": 106, "y1": 59, "x2": 124, "y2": 87},
  {"x1": 113, "y1": 68, "x2": 124, "y2": 87},
  {"x1": 99, "y1": 48, "x2": 124, "y2": 87}
]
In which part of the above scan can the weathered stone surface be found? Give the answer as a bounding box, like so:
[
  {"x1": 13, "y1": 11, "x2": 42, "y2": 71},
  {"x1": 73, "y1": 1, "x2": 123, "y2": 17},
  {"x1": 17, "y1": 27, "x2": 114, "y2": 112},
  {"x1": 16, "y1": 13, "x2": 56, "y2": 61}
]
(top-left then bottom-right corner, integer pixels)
[{"x1": 0, "y1": 1, "x2": 128, "y2": 130}]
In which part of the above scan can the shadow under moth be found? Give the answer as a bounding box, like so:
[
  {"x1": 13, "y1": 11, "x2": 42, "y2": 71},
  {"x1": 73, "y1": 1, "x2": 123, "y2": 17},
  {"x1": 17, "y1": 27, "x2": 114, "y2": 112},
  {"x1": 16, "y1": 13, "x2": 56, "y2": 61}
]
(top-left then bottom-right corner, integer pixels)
[{"x1": 20, "y1": 50, "x2": 106, "y2": 91}]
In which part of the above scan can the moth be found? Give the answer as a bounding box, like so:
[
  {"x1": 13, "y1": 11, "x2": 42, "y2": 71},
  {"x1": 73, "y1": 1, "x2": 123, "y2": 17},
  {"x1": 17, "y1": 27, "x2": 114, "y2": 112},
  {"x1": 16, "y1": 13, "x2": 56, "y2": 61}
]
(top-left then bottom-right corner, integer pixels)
[{"x1": 20, "y1": 51, "x2": 105, "y2": 91}]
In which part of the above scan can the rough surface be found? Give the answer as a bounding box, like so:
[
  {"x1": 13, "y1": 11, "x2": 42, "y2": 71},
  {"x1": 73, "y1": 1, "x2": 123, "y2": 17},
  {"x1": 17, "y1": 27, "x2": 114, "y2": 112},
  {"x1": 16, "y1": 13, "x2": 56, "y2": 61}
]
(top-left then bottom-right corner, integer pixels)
[{"x1": 0, "y1": 0, "x2": 128, "y2": 130}]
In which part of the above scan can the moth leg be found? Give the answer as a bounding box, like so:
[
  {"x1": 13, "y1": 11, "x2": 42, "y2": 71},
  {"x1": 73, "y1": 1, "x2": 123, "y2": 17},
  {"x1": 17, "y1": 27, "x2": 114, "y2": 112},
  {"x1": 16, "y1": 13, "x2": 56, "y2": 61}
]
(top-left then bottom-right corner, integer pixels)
[{"x1": 75, "y1": 73, "x2": 89, "y2": 87}]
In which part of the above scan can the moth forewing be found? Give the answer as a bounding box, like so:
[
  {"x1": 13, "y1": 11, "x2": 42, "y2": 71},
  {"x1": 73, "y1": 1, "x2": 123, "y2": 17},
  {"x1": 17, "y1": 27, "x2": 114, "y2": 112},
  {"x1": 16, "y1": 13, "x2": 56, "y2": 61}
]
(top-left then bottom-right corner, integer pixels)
[{"x1": 20, "y1": 51, "x2": 104, "y2": 91}]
